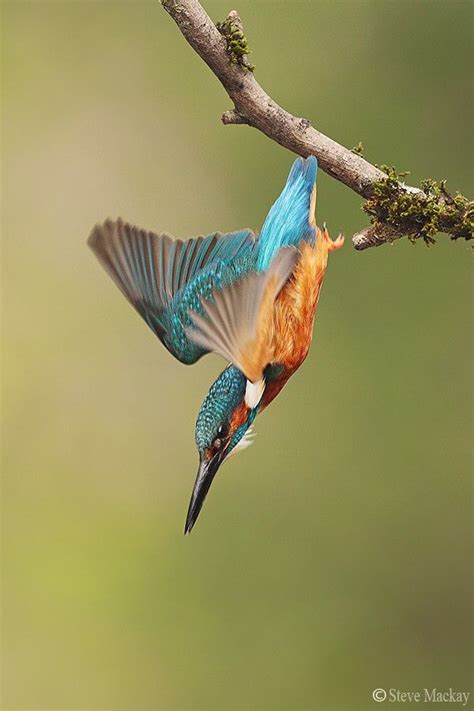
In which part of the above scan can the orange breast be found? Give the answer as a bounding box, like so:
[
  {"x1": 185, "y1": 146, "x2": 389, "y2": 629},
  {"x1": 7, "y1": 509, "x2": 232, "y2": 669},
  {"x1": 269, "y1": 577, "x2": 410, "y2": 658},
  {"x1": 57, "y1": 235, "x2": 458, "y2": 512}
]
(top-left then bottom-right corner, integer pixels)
[
  {"x1": 272, "y1": 229, "x2": 331, "y2": 370},
  {"x1": 260, "y1": 226, "x2": 343, "y2": 411}
]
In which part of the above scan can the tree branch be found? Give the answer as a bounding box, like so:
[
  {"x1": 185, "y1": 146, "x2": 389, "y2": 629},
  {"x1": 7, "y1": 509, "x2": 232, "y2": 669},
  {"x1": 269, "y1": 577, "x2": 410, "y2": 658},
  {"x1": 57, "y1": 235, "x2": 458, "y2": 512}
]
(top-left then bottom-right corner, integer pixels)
[{"x1": 161, "y1": 0, "x2": 472, "y2": 250}]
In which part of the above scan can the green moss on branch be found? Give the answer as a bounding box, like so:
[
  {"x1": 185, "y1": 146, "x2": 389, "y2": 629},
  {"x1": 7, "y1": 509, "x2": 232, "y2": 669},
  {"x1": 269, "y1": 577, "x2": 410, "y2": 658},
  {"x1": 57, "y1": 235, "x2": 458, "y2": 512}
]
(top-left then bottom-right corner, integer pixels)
[
  {"x1": 216, "y1": 15, "x2": 254, "y2": 71},
  {"x1": 350, "y1": 141, "x2": 365, "y2": 156},
  {"x1": 363, "y1": 165, "x2": 473, "y2": 245}
]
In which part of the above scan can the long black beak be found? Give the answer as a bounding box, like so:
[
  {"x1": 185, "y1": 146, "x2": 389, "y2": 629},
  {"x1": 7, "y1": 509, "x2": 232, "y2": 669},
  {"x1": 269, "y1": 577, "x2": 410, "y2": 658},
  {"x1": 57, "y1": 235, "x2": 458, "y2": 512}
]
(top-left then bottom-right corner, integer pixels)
[{"x1": 184, "y1": 452, "x2": 223, "y2": 535}]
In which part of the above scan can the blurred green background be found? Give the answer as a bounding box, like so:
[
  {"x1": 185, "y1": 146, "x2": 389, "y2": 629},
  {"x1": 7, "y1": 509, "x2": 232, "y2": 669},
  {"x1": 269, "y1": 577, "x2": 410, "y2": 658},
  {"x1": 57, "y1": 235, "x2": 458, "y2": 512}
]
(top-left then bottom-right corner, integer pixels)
[{"x1": 2, "y1": 1, "x2": 472, "y2": 709}]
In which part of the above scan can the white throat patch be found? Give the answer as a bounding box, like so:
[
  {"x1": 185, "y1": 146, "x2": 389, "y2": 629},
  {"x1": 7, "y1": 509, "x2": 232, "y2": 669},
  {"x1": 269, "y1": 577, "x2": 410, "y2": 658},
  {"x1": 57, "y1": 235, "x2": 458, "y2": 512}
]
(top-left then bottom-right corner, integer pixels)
[{"x1": 245, "y1": 378, "x2": 265, "y2": 410}]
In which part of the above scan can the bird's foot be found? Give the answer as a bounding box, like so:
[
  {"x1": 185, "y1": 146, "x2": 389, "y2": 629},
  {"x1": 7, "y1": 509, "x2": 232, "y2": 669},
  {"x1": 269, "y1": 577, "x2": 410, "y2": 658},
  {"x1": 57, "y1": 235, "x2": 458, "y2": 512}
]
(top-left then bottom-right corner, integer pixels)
[{"x1": 321, "y1": 222, "x2": 345, "y2": 252}]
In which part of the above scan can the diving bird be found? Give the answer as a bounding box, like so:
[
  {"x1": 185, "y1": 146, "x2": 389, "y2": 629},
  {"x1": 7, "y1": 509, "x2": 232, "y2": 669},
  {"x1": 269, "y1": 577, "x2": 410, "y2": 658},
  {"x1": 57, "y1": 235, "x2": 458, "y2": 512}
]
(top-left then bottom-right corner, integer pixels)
[{"x1": 88, "y1": 156, "x2": 343, "y2": 533}]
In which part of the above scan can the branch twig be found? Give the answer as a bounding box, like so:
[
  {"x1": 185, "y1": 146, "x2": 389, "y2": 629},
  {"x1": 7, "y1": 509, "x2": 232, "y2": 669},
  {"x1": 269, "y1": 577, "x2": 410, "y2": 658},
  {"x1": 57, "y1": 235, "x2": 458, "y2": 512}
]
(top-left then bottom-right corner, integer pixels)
[{"x1": 161, "y1": 0, "x2": 472, "y2": 251}]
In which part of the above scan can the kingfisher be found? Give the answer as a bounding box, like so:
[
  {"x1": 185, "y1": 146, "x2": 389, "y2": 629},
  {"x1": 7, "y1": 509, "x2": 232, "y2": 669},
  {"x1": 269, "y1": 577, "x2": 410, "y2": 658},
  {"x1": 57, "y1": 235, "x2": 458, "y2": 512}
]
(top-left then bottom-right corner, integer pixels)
[{"x1": 88, "y1": 156, "x2": 343, "y2": 533}]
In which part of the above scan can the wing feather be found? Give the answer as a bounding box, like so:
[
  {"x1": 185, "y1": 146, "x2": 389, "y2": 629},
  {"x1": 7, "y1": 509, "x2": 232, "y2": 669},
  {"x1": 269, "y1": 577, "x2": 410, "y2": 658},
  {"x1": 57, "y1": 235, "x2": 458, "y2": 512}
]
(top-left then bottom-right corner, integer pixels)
[
  {"x1": 88, "y1": 218, "x2": 256, "y2": 364},
  {"x1": 186, "y1": 247, "x2": 299, "y2": 382}
]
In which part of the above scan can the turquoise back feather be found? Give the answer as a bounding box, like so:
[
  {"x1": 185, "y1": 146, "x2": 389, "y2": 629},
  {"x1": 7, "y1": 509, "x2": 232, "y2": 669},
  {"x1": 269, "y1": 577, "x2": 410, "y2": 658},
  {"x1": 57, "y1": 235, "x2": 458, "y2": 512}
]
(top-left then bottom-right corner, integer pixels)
[{"x1": 256, "y1": 156, "x2": 317, "y2": 271}]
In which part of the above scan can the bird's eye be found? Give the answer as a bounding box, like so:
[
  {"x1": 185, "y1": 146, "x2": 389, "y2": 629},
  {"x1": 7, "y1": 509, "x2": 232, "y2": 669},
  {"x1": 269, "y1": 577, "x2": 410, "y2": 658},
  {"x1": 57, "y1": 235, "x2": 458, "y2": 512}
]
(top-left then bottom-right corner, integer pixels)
[
  {"x1": 212, "y1": 423, "x2": 229, "y2": 450},
  {"x1": 217, "y1": 423, "x2": 229, "y2": 439}
]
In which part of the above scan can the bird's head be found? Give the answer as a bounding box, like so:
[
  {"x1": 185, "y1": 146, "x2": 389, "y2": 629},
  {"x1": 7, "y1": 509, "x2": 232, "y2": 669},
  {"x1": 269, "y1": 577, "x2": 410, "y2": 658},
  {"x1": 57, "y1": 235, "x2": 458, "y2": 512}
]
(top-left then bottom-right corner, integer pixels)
[{"x1": 185, "y1": 365, "x2": 260, "y2": 534}]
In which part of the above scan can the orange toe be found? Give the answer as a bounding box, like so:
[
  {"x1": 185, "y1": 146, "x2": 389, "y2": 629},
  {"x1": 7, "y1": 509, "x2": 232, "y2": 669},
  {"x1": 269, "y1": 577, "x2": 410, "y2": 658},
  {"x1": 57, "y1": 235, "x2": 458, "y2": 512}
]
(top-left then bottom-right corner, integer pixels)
[
  {"x1": 320, "y1": 223, "x2": 344, "y2": 252},
  {"x1": 329, "y1": 233, "x2": 345, "y2": 252}
]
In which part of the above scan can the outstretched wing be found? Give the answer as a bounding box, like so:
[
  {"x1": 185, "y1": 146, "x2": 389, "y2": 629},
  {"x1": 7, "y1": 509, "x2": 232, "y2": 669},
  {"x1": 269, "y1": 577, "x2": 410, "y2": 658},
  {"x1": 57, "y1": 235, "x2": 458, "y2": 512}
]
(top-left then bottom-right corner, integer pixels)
[
  {"x1": 88, "y1": 218, "x2": 256, "y2": 363},
  {"x1": 186, "y1": 247, "x2": 299, "y2": 383}
]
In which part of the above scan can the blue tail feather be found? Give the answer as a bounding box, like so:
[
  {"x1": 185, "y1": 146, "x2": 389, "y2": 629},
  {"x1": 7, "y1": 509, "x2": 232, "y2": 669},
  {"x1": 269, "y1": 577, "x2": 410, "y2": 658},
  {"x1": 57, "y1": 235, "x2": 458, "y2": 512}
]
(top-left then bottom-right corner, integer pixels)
[{"x1": 256, "y1": 156, "x2": 317, "y2": 270}]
